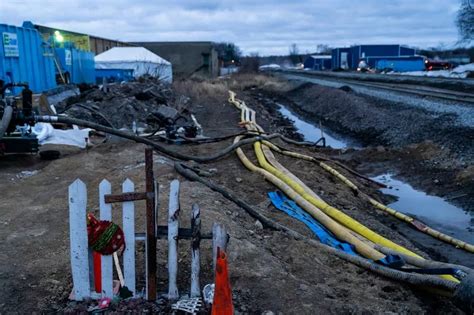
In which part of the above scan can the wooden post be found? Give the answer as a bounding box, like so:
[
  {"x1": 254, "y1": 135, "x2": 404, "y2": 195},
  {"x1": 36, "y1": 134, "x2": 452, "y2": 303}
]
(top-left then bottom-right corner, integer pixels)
[
  {"x1": 145, "y1": 148, "x2": 157, "y2": 301},
  {"x1": 122, "y1": 179, "x2": 136, "y2": 295},
  {"x1": 212, "y1": 223, "x2": 228, "y2": 274},
  {"x1": 168, "y1": 179, "x2": 180, "y2": 300},
  {"x1": 69, "y1": 179, "x2": 90, "y2": 300},
  {"x1": 102, "y1": 77, "x2": 108, "y2": 93},
  {"x1": 99, "y1": 179, "x2": 113, "y2": 298},
  {"x1": 190, "y1": 204, "x2": 201, "y2": 297},
  {"x1": 154, "y1": 180, "x2": 159, "y2": 237}
]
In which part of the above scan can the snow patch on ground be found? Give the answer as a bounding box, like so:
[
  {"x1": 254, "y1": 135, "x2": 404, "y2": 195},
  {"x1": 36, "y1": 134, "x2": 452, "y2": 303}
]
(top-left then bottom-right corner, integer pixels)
[
  {"x1": 389, "y1": 63, "x2": 474, "y2": 79},
  {"x1": 259, "y1": 64, "x2": 281, "y2": 71},
  {"x1": 16, "y1": 170, "x2": 39, "y2": 179}
]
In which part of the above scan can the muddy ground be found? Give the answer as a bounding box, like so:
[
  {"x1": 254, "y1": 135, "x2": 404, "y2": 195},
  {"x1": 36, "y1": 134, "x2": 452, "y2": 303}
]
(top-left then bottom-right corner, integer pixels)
[{"x1": 0, "y1": 75, "x2": 471, "y2": 313}]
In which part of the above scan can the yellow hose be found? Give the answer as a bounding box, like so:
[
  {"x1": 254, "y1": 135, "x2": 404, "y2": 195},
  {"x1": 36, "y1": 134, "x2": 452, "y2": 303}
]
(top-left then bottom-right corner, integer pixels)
[
  {"x1": 368, "y1": 199, "x2": 474, "y2": 253},
  {"x1": 229, "y1": 93, "x2": 385, "y2": 259},
  {"x1": 229, "y1": 91, "x2": 459, "y2": 281},
  {"x1": 234, "y1": 137, "x2": 386, "y2": 260},
  {"x1": 253, "y1": 141, "x2": 424, "y2": 259},
  {"x1": 262, "y1": 140, "x2": 474, "y2": 254},
  {"x1": 231, "y1": 93, "x2": 413, "y2": 257},
  {"x1": 260, "y1": 143, "x2": 459, "y2": 282},
  {"x1": 232, "y1": 91, "x2": 417, "y2": 256},
  {"x1": 261, "y1": 144, "x2": 323, "y2": 201}
]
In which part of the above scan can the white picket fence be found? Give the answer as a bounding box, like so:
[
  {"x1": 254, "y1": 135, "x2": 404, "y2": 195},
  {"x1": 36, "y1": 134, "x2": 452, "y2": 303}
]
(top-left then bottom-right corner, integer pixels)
[
  {"x1": 68, "y1": 177, "x2": 226, "y2": 301},
  {"x1": 69, "y1": 178, "x2": 136, "y2": 300}
]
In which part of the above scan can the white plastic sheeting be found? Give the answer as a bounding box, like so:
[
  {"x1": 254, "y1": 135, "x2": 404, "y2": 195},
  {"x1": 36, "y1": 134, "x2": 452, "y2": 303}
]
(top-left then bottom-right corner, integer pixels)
[
  {"x1": 95, "y1": 47, "x2": 173, "y2": 83},
  {"x1": 32, "y1": 123, "x2": 91, "y2": 148}
]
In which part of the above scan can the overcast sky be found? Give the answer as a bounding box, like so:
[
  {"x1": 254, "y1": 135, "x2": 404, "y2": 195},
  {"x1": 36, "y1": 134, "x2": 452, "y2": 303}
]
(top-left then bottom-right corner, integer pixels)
[{"x1": 0, "y1": 0, "x2": 462, "y2": 55}]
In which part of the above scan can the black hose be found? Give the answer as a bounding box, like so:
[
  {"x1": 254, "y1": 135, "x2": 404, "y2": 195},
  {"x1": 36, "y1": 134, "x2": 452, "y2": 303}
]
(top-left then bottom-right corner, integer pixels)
[
  {"x1": 144, "y1": 125, "x2": 164, "y2": 138},
  {"x1": 35, "y1": 115, "x2": 282, "y2": 162},
  {"x1": 152, "y1": 132, "x2": 251, "y2": 145},
  {"x1": 173, "y1": 161, "x2": 460, "y2": 294},
  {"x1": 268, "y1": 140, "x2": 387, "y2": 188},
  {"x1": 62, "y1": 103, "x2": 116, "y2": 128},
  {"x1": 375, "y1": 245, "x2": 473, "y2": 274},
  {"x1": 64, "y1": 103, "x2": 115, "y2": 128},
  {"x1": 181, "y1": 131, "x2": 250, "y2": 142},
  {"x1": 0, "y1": 105, "x2": 13, "y2": 140},
  {"x1": 173, "y1": 131, "x2": 252, "y2": 144},
  {"x1": 175, "y1": 161, "x2": 278, "y2": 229}
]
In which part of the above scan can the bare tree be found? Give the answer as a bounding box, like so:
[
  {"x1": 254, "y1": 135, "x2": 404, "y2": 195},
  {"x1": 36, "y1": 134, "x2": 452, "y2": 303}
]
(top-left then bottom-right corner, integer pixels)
[
  {"x1": 456, "y1": 0, "x2": 474, "y2": 43},
  {"x1": 138, "y1": 61, "x2": 171, "y2": 82},
  {"x1": 316, "y1": 44, "x2": 331, "y2": 54},
  {"x1": 240, "y1": 53, "x2": 260, "y2": 73},
  {"x1": 289, "y1": 43, "x2": 300, "y2": 64}
]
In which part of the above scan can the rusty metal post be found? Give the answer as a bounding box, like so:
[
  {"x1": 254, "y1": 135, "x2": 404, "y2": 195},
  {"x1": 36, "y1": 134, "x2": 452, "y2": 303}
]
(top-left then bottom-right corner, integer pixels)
[{"x1": 145, "y1": 148, "x2": 157, "y2": 300}]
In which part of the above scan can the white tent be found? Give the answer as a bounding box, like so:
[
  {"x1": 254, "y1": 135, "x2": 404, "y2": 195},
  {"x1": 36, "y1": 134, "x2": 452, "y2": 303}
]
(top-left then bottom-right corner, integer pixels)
[{"x1": 95, "y1": 47, "x2": 172, "y2": 83}]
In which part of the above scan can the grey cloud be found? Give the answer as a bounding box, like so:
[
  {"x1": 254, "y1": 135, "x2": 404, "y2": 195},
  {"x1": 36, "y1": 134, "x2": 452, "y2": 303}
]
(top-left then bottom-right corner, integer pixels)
[{"x1": 0, "y1": 0, "x2": 462, "y2": 55}]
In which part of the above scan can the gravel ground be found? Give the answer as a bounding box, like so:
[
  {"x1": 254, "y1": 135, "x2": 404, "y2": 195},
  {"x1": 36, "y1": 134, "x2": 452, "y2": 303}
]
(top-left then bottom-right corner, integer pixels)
[
  {"x1": 276, "y1": 76, "x2": 474, "y2": 164},
  {"x1": 283, "y1": 74, "x2": 474, "y2": 127}
]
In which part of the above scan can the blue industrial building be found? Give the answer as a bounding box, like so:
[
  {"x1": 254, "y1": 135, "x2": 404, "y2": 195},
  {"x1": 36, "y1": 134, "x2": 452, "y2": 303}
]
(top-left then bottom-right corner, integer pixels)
[
  {"x1": 1, "y1": 21, "x2": 96, "y2": 95},
  {"x1": 0, "y1": 22, "x2": 57, "y2": 94},
  {"x1": 331, "y1": 47, "x2": 353, "y2": 70},
  {"x1": 332, "y1": 45, "x2": 417, "y2": 70},
  {"x1": 303, "y1": 55, "x2": 332, "y2": 70}
]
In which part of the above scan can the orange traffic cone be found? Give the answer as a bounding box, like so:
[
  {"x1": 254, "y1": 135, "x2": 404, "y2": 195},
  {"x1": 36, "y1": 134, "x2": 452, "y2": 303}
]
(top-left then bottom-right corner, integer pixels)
[{"x1": 212, "y1": 247, "x2": 234, "y2": 315}]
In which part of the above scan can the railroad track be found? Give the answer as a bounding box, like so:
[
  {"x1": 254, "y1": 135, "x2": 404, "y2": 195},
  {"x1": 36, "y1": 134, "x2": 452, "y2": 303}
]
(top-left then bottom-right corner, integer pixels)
[
  {"x1": 343, "y1": 80, "x2": 474, "y2": 104},
  {"x1": 285, "y1": 72, "x2": 474, "y2": 105}
]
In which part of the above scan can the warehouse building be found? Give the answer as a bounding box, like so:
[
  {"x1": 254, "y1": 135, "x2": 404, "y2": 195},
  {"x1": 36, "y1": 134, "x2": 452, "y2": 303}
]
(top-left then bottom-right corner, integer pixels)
[
  {"x1": 303, "y1": 55, "x2": 332, "y2": 70},
  {"x1": 131, "y1": 41, "x2": 219, "y2": 78},
  {"x1": 332, "y1": 44, "x2": 417, "y2": 70},
  {"x1": 32, "y1": 22, "x2": 131, "y2": 55}
]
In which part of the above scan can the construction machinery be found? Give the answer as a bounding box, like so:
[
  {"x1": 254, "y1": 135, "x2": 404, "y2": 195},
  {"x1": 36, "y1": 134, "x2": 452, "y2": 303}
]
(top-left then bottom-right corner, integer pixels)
[{"x1": 0, "y1": 78, "x2": 39, "y2": 154}]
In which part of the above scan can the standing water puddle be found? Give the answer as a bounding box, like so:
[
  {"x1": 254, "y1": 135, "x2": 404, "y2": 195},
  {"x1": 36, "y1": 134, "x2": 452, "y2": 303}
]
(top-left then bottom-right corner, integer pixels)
[
  {"x1": 373, "y1": 174, "x2": 473, "y2": 240},
  {"x1": 277, "y1": 103, "x2": 472, "y2": 241},
  {"x1": 277, "y1": 103, "x2": 352, "y2": 149}
]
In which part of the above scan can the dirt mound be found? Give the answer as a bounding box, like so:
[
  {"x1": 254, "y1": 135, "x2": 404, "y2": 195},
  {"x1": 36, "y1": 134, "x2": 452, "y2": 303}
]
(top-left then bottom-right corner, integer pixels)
[
  {"x1": 55, "y1": 79, "x2": 189, "y2": 130},
  {"x1": 283, "y1": 83, "x2": 474, "y2": 161}
]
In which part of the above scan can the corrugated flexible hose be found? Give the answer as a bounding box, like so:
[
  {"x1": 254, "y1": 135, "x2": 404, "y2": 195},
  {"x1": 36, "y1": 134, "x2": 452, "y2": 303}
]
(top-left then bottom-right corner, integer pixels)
[
  {"x1": 228, "y1": 91, "x2": 462, "y2": 284},
  {"x1": 0, "y1": 105, "x2": 13, "y2": 140},
  {"x1": 261, "y1": 140, "x2": 474, "y2": 254}
]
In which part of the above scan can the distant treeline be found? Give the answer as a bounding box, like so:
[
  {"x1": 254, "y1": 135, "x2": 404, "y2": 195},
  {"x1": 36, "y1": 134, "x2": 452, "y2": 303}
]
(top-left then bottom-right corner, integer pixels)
[{"x1": 418, "y1": 46, "x2": 474, "y2": 61}]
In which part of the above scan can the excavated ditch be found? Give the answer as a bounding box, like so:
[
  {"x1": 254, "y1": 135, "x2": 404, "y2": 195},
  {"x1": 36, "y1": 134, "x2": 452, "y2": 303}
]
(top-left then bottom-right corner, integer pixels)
[{"x1": 261, "y1": 97, "x2": 473, "y2": 264}]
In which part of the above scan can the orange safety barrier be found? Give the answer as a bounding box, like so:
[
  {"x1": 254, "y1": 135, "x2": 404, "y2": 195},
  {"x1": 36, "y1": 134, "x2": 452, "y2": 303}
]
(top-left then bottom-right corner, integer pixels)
[{"x1": 212, "y1": 247, "x2": 234, "y2": 315}]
